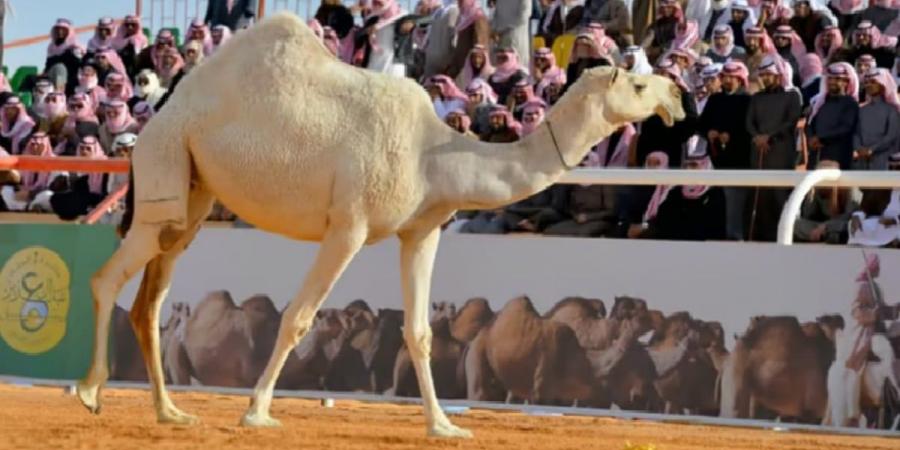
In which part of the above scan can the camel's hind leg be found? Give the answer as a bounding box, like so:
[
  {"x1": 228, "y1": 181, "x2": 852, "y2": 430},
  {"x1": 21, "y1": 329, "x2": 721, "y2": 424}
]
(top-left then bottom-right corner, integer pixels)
[
  {"x1": 399, "y1": 227, "x2": 471, "y2": 438},
  {"x1": 76, "y1": 188, "x2": 213, "y2": 421},
  {"x1": 241, "y1": 221, "x2": 367, "y2": 427},
  {"x1": 76, "y1": 225, "x2": 162, "y2": 413},
  {"x1": 129, "y1": 189, "x2": 214, "y2": 424}
]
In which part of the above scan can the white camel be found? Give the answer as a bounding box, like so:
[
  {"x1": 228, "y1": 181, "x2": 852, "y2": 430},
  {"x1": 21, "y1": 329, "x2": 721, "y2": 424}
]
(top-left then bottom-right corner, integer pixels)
[{"x1": 74, "y1": 12, "x2": 684, "y2": 438}]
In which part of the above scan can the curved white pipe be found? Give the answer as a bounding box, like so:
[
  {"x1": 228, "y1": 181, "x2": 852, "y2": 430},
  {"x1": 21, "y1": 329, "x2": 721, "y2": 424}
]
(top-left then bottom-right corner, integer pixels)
[{"x1": 776, "y1": 169, "x2": 842, "y2": 246}]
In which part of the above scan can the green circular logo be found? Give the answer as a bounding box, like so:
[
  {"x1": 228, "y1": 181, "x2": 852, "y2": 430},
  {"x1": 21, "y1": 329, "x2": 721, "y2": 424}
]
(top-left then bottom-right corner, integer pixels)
[{"x1": 0, "y1": 247, "x2": 71, "y2": 355}]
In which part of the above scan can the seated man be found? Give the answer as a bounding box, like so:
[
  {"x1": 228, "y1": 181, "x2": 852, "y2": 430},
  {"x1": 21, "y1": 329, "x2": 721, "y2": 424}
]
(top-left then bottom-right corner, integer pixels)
[
  {"x1": 542, "y1": 184, "x2": 615, "y2": 237},
  {"x1": 793, "y1": 161, "x2": 862, "y2": 244},
  {"x1": 639, "y1": 149, "x2": 727, "y2": 241},
  {"x1": 848, "y1": 154, "x2": 900, "y2": 247},
  {"x1": 458, "y1": 185, "x2": 569, "y2": 234},
  {"x1": 0, "y1": 147, "x2": 20, "y2": 211},
  {"x1": 0, "y1": 132, "x2": 67, "y2": 212}
]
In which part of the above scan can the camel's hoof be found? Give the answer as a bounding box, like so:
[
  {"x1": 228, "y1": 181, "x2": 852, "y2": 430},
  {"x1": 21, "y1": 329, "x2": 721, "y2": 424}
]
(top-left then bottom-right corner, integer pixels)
[
  {"x1": 75, "y1": 381, "x2": 101, "y2": 415},
  {"x1": 428, "y1": 422, "x2": 473, "y2": 439},
  {"x1": 158, "y1": 408, "x2": 200, "y2": 425},
  {"x1": 240, "y1": 412, "x2": 282, "y2": 428}
]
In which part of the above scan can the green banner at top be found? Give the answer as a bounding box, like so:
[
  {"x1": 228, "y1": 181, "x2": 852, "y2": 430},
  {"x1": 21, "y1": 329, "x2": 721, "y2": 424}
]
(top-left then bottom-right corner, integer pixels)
[{"x1": 0, "y1": 224, "x2": 118, "y2": 380}]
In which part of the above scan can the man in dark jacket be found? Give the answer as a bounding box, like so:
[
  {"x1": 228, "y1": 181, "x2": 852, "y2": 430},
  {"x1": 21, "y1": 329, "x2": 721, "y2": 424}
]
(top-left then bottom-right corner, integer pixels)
[
  {"x1": 745, "y1": 55, "x2": 803, "y2": 241},
  {"x1": 853, "y1": 68, "x2": 900, "y2": 170},
  {"x1": 205, "y1": 0, "x2": 257, "y2": 31},
  {"x1": 700, "y1": 61, "x2": 752, "y2": 240},
  {"x1": 480, "y1": 105, "x2": 520, "y2": 143},
  {"x1": 806, "y1": 63, "x2": 860, "y2": 169}
]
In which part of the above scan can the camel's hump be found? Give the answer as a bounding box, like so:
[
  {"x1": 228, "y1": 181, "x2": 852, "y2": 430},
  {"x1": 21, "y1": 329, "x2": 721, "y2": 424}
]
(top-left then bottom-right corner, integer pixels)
[
  {"x1": 183, "y1": 11, "x2": 331, "y2": 84},
  {"x1": 240, "y1": 11, "x2": 318, "y2": 43}
]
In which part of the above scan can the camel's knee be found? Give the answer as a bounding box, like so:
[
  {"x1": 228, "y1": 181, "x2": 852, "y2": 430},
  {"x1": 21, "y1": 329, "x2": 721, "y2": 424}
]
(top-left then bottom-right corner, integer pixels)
[{"x1": 403, "y1": 322, "x2": 432, "y2": 359}]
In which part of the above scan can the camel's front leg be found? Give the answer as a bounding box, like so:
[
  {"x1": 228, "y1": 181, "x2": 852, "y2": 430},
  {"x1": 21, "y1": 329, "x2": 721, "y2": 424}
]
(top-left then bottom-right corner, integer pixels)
[
  {"x1": 400, "y1": 227, "x2": 472, "y2": 438},
  {"x1": 241, "y1": 224, "x2": 366, "y2": 427}
]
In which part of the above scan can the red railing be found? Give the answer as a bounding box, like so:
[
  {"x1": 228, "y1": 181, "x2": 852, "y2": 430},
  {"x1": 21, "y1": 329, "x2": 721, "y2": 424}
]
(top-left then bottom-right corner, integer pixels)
[
  {"x1": 0, "y1": 156, "x2": 129, "y2": 173},
  {"x1": 0, "y1": 156, "x2": 130, "y2": 225},
  {"x1": 81, "y1": 183, "x2": 129, "y2": 224}
]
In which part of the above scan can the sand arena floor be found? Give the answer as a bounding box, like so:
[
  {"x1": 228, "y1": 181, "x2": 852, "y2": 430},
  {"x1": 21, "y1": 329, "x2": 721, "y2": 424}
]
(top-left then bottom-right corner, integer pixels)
[{"x1": 0, "y1": 384, "x2": 897, "y2": 450}]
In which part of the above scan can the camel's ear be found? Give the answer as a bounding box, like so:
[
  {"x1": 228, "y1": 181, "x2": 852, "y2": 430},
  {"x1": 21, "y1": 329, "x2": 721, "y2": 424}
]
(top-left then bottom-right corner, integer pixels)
[{"x1": 608, "y1": 67, "x2": 619, "y2": 87}]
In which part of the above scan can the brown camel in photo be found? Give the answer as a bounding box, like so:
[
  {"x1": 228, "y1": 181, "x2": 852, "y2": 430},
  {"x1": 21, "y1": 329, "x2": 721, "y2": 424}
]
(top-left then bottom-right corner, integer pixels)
[
  {"x1": 543, "y1": 296, "x2": 658, "y2": 410},
  {"x1": 389, "y1": 299, "x2": 494, "y2": 398},
  {"x1": 465, "y1": 295, "x2": 632, "y2": 406},
  {"x1": 160, "y1": 291, "x2": 308, "y2": 389},
  {"x1": 720, "y1": 316, "x2": 839, "y2": 423},
  {"x1": 648, "y1": 312, "x2": 727, "y2": 415}
]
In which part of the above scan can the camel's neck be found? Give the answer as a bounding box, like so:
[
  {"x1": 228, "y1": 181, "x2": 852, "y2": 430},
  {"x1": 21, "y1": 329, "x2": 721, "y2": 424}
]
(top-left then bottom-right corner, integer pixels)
[{"x1": 429, "y1": 96, "x2": 618, "y2": 210}]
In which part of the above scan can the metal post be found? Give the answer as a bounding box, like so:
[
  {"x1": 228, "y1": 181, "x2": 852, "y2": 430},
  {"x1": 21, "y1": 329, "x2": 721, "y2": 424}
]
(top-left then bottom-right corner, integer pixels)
[
  {"x1": 136, "y1": 0, "x2": 143, "y2": 16},
  {"x1": 259, "y1": 0, "x2": 267, "y2": 19},
  {"x1": 775, "y1": 168, "x2": 842, "y2": 246}
]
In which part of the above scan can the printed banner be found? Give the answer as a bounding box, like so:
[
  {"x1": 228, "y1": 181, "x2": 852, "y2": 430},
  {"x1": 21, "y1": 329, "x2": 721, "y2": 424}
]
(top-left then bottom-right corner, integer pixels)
[
  {"x1": 106, "y1": 229, "x2": 899, "y2": 433},
  {"x1": 0, "y1": 224, "x2": 118, "y2": 380}
]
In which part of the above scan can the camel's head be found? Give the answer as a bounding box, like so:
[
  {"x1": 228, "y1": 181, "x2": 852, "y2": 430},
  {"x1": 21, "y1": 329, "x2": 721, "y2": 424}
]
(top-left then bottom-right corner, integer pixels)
[
  {"x1": 314, "y1": 308, "x2": 351, "y2": 339},
  {"x1": 696, "y1": 320, "x2": 725, "y2": 350},
  {"x1": 241, "y1": 295, "x2": 279, "y2": 324},
  {"x1": 575, "y1": 66, "x2": 685, "y2": 127},
  {"x1": 814, "y1": 314, "x2": 845, "y2": 342},
  {"x1": 431, "y1": 301, "x2": 457, "y2": 322},
  {"x1": 165, "y1": 302, "x2": 191, "y2": 331}
]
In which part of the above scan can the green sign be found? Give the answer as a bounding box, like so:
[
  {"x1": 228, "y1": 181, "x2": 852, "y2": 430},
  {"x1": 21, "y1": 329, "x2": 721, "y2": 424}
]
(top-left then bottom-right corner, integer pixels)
[{"x1": 0, "y1": 224, "x2": 118, "y2": 380}]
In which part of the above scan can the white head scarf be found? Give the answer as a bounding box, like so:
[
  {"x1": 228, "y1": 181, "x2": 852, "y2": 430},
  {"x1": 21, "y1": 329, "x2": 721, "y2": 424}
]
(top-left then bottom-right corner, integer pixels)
[{"x1": 623, "y1": 46, "x2": 653, "y2": 75}]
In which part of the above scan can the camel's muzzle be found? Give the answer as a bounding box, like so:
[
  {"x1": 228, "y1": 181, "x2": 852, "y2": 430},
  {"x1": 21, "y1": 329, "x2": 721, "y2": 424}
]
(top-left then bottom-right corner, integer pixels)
[{"x1": 658, "y1": 84, "x2": 686, "y2": 127}]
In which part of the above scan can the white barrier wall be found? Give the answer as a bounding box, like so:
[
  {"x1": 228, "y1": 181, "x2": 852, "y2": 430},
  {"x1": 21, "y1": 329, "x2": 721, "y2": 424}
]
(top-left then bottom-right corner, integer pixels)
[
  {"x1": 119, "y1": 230, "x2": 898, "y2": 348},
  {"x1": 113, "y1": 229, "x2": 900, "y2": 432}
]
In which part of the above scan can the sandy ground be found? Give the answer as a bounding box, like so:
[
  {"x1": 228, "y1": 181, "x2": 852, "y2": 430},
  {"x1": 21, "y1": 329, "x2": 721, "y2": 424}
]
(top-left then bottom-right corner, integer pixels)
[{"x1": 0, "y1": 384, "x2": 897, "y2": 450}]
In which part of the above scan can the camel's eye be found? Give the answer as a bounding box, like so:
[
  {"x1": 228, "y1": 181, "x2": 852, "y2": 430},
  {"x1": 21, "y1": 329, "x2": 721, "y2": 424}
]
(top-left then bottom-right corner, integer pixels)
[{"x1": 634, "y1": 83, "x2": 647, "y2": 94}]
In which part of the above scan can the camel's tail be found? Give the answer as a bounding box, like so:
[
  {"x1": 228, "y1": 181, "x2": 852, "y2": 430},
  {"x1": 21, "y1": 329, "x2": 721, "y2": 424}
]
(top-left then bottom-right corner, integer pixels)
[
  {"x1": 124, "y1": 112, "x2": 193, "y2": 237},
  {"x1": 118, "y1": 164, "x2": 134, "y2": 238}
]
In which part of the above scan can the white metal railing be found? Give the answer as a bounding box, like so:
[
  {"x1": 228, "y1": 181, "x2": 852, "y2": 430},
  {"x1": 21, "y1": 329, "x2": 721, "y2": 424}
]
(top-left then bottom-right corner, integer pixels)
[{"x1": 556, "y1": 168, "x2": 899, "y2": 247}]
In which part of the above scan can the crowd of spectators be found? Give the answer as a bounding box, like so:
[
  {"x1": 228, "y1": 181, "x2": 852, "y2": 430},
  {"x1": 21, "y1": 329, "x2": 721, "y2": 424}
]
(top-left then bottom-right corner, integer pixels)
[
  {"x1": 0, "y1": 0, "x2": 897, "y2": 247},
  {"x1": 0, "y1": 5, "x2": 242, "y2": 220},
  {"x1": 323, "y1": 0, "x2": 897, "y2": 246}
]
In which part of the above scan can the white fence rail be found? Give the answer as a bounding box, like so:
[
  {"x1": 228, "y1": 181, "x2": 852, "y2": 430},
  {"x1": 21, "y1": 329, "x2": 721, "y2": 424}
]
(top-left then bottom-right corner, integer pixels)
[{"x1": 556, "y1": 168, "x2": 899, "y2": 246}]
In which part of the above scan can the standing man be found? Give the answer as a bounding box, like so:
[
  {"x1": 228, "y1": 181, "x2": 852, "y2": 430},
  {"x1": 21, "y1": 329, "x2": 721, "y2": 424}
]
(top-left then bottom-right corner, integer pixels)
[
  {"x1": 853, "y1": 68, "x2": 900, "y2": 171},
  {"x1": 583, "y1": 0, "x2": 633, "y2": 46},
  {"x1": 745, "y1": 55, "x2": 802, "y2": 241},
  {"x1": 743, "y1": 27, "x2": 767, "y2": 94},
  {"x1": 423, "y1": 1, "x2": 460, "y2": 79},
  {"x1": 491, "y1": 0, "x2": 533, "y2": 69},
  {"x1": 205, "y1": 0, "x2": 259, "y2": 31},
  {"x1": 806, "y1": 63, "x2": 859, "y2": 169},
  {"x1": 700, "y1": 61, "x2": 752, "y2": 240}
]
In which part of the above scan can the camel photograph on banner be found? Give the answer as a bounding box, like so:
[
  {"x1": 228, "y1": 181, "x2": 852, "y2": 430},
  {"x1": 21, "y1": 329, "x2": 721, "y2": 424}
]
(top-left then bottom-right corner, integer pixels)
[{"x1": 108, "y1": 229, "x2": 900, "y2": 432}]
